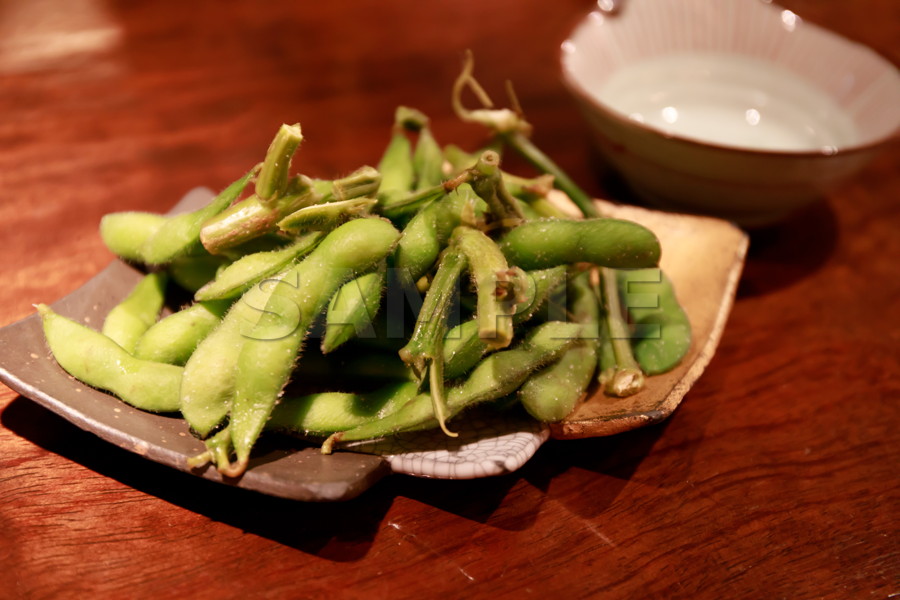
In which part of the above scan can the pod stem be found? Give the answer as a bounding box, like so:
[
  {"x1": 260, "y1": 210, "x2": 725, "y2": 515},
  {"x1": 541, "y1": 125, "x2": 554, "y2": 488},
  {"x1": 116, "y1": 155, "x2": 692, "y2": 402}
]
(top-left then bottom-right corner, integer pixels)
[
  {"x1": 200, "y1": 176, "x2": 321, "y2": 254},
  {"x1": 256, "y1": 123, "x2": 304, "y2": 203},
  {"x1": 469, "y1": 150, "x2": 525, "y2": 227},
  {"x1": 452, "y1": 226, "x2": 528, "y2": 349},
  {"x1": 598, "y1": 266, "x2": 645, "y2": 397},
  {"x1": 319, "y1": 165, "x2": 382, "y2": 202},
  {"x1": 451, "y1": 50, "x2": 599, "y2": 219},
  {"x1": 398, "y1": 247, "x2": 467, "y2": 437}
]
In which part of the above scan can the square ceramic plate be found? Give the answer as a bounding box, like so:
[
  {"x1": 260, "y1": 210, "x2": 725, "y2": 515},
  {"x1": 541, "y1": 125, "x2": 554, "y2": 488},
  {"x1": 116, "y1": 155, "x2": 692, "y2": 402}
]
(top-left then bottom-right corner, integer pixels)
[{"x1": 0, "y1": 189, "x2": 748, "y2": 501}]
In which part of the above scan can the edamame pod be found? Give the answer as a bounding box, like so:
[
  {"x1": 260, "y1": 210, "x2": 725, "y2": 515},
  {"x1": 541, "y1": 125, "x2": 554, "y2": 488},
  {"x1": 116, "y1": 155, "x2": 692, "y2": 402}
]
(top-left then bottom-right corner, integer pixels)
[
  {"x1": 37, "y1": 304, "x2": 182, "y2": 412},
  {"x1": 101, "y1": 272, "x2": 168, "y2": 353},
  {"x1": 617, "y1": 268, "x2": 692, "y2": 375},
  {"x1": 322, "y1": 321, "x2": 583, "y2": 451},
  {"x1": 268, "y1": 381, "x2": 419, "y2": 435},
  {"x1": 519, "y1": 272, "x2": 599, "y2": 422},
  {"x1": 402, "y1": 110, "x2": 444, "y2": 191},
  {"x1": 499, "y1": 218, "x2": 661, "y2": 271},
  {"x1": 141, "y1": 165, "x2": 260, "y2": 264},
  {"x1": 322, "y1": 269, "x2": 386, "y2": 354},
  {"x1": 168, "y1": 254, "x2": 228, "y2": 293},
  {"x1": 194, "y1": 232, "x2": 323, "y2": 301},
  {"x1": 228, "y1": 217, "x2": 402, "y2": 475},
  {"x1": 180, "y1": 270, "x2": 289, "y2": 437},
  {"x1": 133, "y1": 299, "x2": 231, "y2": 365},
  {"x1": 393, "y1": 186, "x2": 469, "y2": 284},
  {"x1": 100, "y1": 212, "x2": 167, "y2": 262}
]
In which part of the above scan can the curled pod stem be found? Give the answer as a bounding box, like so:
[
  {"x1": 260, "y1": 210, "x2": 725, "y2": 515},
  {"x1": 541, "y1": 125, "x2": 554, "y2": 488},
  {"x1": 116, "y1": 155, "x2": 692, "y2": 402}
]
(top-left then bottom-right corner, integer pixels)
[
  {"x1": 598, "y1": 267, "x2": 645, "y2": 397},
  {"x1": 398, "y1": 247, "x2": 468, "y2": 437},
  {"x1": 468, "y1": 150, "x2": 525, "y2": 227}
]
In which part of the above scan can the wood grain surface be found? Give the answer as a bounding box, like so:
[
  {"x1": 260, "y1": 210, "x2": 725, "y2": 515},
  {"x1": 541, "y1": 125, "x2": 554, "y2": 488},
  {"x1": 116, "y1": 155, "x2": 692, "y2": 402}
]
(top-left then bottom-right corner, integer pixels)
[{"x1": 1, "y1": 0, "x2": 897, "y2": 598}]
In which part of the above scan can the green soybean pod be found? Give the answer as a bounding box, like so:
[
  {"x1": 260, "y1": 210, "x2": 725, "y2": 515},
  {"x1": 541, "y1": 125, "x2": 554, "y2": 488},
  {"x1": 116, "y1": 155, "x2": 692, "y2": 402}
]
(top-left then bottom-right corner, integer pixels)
[
  {"x1": 168, "y1": 254, "x2": 228, "y2": 293},
  {"x1": 617, "y1": 268, "x2": 692, "y2": 375},
  {"x1": 37, "y1": 304, "x2": 182, "y2": 412},
  {"x1": 268, "y1": 381, "x2": 419, "y2": 435},
  {"x1": 321, "y1": 269, "x2": 386, "y2": 354},
  {"x1": 141, "y1": 165, "x2": 259, "y2": 265},
  {"x1": 228, "y1": 217, "x2": 402, "y2": 474},
  {"x1": 394, "y1": 190, "x2": 463, "y2": 283},
  {"x1": 519, "y1": 273, "x2": 600, "y2": 423},
  {"x1": 379, "y1": 107, "x2": 417, "y2": 195},
  {"x1": 322, "y1": 321, "x2": 583, "y2": 450},
  {"x1": 499, "y1": 218, "x2": 661, "y2": 271},
  {"x1": 101, "y1": 272, "x2": 168, "y2": 353},
  {"x1": 133, "y1": 299, "x2": 232, "y2": 365},
  {"x1": 194, "y1": 232, "x2": 323, "y2": 301},
  {"x1": 180, "y1": 270, "x2": 289, "y2": 438},
  {"x1": 100, "y1": 212, "x2": 168, "y2": 262}
]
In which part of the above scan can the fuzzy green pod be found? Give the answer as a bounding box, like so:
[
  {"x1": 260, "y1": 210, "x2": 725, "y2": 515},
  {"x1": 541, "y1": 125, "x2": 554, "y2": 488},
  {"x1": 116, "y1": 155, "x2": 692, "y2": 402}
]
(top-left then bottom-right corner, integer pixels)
[
  {"x1": 101, "y1": 272, "x2": 168, "y2": 353},
  {"x1": 499, "y1": 218, "x2": 661, "y2": 271},
  {"x1": 268, "y1": 381, "x2": 419, "y2": 435},
  {"x1": 133, "y1": 299, "x2": 231, "y2": 366},
  {"x1": 141, "y1": 165, "x2": 259, "y2": 264},
  {"x1": 322, "y1": 321, "x2": 583, "y2": 450},
  {"x1": 322, "y1": 269, "x2": 386, "y2": 354},
  {"x1": 617, "y1": 268, "x2": 692, "y2": 375},
  {"x1": 100, "y1": 212, "x2": 168, "y2": 262},
  {"x1": 194, "y1": 232, "x2": 323, "y2": 301},
  {"x1": 37, "y1": 304, "x2": 182, "y2": 413},
  {"x1": 180, "y1": 270, "x2": 292, "y2": 437},
  {"x1": 228, "y1": 217, "x2": 401, "y2": 474},
  {"x1": 519, "y1": 273, "x2": 599, "y2": 423}
]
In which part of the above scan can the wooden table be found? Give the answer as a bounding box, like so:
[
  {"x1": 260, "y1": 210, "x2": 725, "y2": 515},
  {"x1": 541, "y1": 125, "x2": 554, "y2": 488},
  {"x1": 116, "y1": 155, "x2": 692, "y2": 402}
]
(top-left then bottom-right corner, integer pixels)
[{"x1": 1, "y1": 1, "x2": 897, "y2": 597}]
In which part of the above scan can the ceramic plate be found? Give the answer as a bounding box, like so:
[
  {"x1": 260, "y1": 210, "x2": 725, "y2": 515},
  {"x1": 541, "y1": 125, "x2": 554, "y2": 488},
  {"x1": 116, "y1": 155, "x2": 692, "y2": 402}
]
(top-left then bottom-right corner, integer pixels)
[{"x1": 0, "y1": 188, "x2": 747, "y2": 500}]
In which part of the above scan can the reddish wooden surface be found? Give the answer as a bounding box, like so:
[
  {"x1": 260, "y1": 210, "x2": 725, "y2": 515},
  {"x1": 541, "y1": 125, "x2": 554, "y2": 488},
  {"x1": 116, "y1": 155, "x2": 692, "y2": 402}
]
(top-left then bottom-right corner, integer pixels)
[{"x1": 1, "y1": 1, "x2": 897, "y2": 598}]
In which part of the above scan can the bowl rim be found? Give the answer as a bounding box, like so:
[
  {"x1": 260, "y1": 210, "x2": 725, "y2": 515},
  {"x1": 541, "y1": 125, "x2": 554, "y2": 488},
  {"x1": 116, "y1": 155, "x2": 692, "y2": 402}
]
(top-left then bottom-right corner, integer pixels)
[{"x1": 559, "y1": 2, "x2": 900, "y2": 160}]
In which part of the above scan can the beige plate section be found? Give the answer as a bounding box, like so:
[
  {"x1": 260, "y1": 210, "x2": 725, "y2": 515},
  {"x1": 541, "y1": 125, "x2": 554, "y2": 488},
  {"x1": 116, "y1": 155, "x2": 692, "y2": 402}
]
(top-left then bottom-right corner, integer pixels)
[{"x1": 550, "y1": 198, "x2": 749, "y2": 440}]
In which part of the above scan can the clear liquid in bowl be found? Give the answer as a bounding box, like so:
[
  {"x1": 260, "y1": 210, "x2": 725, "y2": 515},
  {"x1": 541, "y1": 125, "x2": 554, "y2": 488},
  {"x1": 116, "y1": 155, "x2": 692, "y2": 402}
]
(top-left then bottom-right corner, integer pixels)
[{"x1": 596, "y1": 52, "x2": 858, "y2": 152}]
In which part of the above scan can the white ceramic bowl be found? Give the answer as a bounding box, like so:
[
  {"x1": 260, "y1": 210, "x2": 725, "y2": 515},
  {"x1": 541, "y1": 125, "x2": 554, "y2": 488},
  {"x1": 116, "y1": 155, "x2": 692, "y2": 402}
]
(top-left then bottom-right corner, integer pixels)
[{"x1": 561, "y1": 0, "x2": 900, "y2": 226}]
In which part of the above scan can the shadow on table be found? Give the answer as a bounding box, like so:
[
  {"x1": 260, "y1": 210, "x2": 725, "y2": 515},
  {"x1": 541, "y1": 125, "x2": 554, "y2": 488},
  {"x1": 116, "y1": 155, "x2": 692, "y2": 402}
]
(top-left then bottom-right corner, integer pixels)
[
  {"x1": 2, "y1": 384, "x2": 706, "y2": 558},
  {"x1": 737, "y1": 199, "x2": 839, "y2": 298}
]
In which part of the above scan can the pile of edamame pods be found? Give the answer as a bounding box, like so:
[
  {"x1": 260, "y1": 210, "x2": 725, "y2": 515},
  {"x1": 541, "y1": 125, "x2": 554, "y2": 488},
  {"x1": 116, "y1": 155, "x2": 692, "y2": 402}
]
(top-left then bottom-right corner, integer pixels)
[{"x1": 38, "y1": 59, "x2": 691, "y2": 477}]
